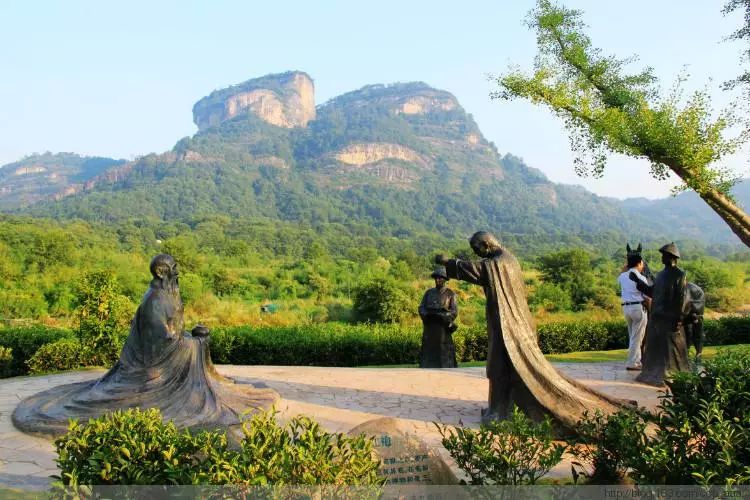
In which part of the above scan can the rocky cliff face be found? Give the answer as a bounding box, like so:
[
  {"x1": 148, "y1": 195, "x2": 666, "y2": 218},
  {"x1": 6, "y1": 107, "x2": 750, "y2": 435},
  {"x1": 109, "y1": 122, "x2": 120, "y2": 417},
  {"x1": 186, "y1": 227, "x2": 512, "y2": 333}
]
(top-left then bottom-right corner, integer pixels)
[
  {"x1": 192, "y1": 71, "x2": 315, "y2": 130},
  {"x1": 334, "y1": 143, "x2": 427, "y2": 168}
]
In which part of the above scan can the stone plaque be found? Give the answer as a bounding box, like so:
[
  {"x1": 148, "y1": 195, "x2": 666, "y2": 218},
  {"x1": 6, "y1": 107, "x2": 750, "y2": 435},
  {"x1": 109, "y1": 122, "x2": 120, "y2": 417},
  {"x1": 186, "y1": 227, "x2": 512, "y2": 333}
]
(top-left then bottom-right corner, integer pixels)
[{"x1": 349, "y1": 417, "x2": 457, "y2": 485}]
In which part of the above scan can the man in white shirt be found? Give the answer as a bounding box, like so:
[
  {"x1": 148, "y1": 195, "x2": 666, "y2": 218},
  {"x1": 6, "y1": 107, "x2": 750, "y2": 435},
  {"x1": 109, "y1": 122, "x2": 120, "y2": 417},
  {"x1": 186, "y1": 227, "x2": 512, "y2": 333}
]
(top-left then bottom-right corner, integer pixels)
[{"x1": 617, "y1": 254, "x2": 649, "y2": 370}]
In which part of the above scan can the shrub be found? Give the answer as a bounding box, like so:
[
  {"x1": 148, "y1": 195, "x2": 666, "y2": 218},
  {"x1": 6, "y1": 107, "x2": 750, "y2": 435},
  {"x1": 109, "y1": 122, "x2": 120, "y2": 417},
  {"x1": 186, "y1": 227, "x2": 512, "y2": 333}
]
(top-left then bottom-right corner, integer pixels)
[
  {"x1": 626, "y1": 346, "x2": 750, "y2": 485},
  {"x1": 240, "y1": 409, "x2": 382, "y2": 486},
  {"x1": 54, "y1": 408, "x2": 382, "y2": 487},
  {"x1": 214, "y1": 323, "x2": 419, "y2": 367},
  {"x1": 352, "y1": 280, "x2": 413, "y2": 324},
  {"x1": 436, "y1": 407, "x2": 566, "y2": 485},
  {"x1": 26, "y1": 339, "x2": 87, "y2": 374},
  {"x1": 703, "y1": 316, "x2": 750, "y2": 345},
  {"x1": 0, "y1": 326, "x2": 74, "y2": 377},
  {"x1": 0, "y1": 346, "x2": 12, "y2": 378},
  {"x1": 569, "y1": 409, "x2": 648, "y2": 484},
  {"x1": 529, "y1": 282, "x2": 573, "y2": 312},
  {"x1": 54, "y1": 408, "x2": 233, "y2": 486},
  {"x1": 73, "y1": 270, "x2": 133, "y2": 367},
  {"x1": 571, "y1": 347, "x2": 750, "y2": 485},
  {"x1": 537, "y1": 320, "x2": 628, "y2": 353},
  {"x1": 454, "y1": 325, "x2": 486, "y2": 362},
  {"x1": 208, "y1": 316, "x2": 748, "y2": 368}
]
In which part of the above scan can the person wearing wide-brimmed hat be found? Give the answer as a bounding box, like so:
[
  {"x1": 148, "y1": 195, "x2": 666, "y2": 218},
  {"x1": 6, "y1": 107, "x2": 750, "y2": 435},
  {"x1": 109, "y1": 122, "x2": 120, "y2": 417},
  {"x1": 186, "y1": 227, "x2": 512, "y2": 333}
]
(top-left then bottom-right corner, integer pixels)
[
  {"x1": 636, "y1": 243, "x2": 691, "y2": 387},
  {"x1": 418, "y1": 267, "x2": 458, "y2": 368}
]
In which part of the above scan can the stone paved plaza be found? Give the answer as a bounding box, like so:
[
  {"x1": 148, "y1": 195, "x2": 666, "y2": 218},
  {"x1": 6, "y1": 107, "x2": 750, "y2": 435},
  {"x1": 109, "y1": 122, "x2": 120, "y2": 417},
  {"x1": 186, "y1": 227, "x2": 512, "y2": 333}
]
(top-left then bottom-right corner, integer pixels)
[{"x1": 0, "y1": 363, "x2": 663, "y2": 490}]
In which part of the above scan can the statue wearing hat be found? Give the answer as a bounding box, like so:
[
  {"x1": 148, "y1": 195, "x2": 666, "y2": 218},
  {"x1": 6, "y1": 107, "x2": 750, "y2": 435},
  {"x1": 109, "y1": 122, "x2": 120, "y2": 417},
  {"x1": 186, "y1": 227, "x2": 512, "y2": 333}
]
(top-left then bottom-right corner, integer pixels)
[
  {"x1": 635, "y1": 243, "x2": 691, "y2": 386},
  {"x1": 418, "y1": 267, "x2": 458, "y2": 368}
]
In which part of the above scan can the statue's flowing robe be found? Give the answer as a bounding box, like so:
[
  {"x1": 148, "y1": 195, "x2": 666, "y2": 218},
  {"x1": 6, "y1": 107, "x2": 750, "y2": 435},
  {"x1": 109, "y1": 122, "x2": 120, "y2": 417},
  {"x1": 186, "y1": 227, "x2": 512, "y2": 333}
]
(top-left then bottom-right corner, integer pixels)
[
  {"x1": 446, "y1": 250, "x2": 632, "y2": 430},
  {"x1": 636, "y1": 267, "x2": 690, "y2": 386},
  {"x1": 13, "y1": 284, "x2": 277, "y2": 436},
  {"x1": 418, "y1": 287, "x2": 458, "y2": 368}
]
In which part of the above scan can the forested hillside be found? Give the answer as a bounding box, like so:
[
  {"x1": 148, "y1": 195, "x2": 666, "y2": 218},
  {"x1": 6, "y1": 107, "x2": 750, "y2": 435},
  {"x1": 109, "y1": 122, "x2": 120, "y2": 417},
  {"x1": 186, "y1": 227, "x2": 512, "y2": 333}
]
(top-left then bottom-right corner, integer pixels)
[
  {"x1": 9, "y1": 74, "x2": 660, "y2": 242},
  {"x1": 623, "y1": 180, "x2": 750, "y2": 244},
  {"x1": 1, "y1": 72, "x2": 747, "y2": 247},
  {"x1": 1, "y1": 73, "x2": 748, "y2": 328},
  {"x1": 0, "y1": 153, "x2": 124, "y2": 209}
]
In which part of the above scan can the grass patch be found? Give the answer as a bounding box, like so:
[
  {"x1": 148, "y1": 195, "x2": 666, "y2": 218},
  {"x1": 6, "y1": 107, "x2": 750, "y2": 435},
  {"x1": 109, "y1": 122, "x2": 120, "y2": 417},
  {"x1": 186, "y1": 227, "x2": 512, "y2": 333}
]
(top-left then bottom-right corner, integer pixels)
[{"x1": 363, "y1": 344, "x2": 749, "y2": 368}]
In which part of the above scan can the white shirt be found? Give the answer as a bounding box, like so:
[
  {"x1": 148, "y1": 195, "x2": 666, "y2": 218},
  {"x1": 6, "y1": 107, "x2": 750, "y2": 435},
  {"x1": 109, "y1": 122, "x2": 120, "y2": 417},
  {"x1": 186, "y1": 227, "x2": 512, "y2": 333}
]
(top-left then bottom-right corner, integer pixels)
[{"x1": 617, "y1": 269, "x2": 647, "y2": 304}]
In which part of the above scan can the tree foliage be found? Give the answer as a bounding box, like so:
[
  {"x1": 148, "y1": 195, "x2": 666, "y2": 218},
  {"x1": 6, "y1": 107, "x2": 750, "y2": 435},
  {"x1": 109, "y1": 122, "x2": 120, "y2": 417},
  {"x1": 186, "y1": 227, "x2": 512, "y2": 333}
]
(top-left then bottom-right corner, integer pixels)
[
  {"x1": 73, "y1": 270, "x2": 133, "y2": 365},
  {"x1": 495, "y1": 0, "x2": 750, "y2": 248},
  {"x1": 351, "y1": 279, "x2": 413, "y2": 324},
  {"x1": 724, "y1": 0, "x2": 750, "y2": 94}
]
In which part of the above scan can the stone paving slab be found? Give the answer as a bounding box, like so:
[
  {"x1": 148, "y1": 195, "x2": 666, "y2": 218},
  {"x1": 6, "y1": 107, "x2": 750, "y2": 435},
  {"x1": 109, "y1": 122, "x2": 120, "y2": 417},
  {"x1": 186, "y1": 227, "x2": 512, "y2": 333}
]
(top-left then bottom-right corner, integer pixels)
[{"x1": 0, "y1": 363, "x2": 663, "y2": 490}]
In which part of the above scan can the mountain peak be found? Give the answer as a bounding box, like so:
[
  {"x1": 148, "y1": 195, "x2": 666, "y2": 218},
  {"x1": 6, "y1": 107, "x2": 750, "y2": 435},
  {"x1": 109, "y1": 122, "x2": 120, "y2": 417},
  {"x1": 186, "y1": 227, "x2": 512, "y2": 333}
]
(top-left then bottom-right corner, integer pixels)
[
  {"x1": 192, "y1": 71, "x2": 315, "y2": 131},
  {"x1": 323, "y1": 81, "x2": 460, "y2": 116}
]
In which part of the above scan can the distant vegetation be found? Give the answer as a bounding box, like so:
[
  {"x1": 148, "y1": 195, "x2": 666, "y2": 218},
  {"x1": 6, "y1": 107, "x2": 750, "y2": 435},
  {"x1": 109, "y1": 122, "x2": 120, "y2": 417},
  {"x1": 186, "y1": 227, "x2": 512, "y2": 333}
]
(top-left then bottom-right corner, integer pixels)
[
  {"x1": 1, "y1": 214, "x2": 747, "y2": 331},
  {"x1": 1, "y1": 75, "x2": 748, "y2": 344}
]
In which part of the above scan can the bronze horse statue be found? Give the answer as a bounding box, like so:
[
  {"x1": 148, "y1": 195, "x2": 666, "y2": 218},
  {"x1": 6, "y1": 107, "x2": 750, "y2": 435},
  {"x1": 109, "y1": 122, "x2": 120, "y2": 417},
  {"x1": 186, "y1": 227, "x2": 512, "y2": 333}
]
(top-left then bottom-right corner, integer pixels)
[{"x1": 626, "y1": 243, "x2": 706, "y2": 360}]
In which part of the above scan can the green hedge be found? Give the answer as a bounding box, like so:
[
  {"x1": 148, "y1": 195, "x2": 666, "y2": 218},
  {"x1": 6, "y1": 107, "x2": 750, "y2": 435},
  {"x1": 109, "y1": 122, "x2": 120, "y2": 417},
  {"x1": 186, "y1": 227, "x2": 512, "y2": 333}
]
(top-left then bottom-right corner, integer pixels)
[
  {"x1": 211, "y1": 324, "x2": 423, "y2": 366},
  {"x1": 2, "y1": 315, "x2": 748, "y2": 375},
  {"x1": 211, "y1": 315, "x2": 749, "y2": 367},
  {"x1": 0, "y1": 326, "x2": 74, "y2": 376},
  {"x1": 703, "y1": 316, "x2": 750, "y2": 345}
]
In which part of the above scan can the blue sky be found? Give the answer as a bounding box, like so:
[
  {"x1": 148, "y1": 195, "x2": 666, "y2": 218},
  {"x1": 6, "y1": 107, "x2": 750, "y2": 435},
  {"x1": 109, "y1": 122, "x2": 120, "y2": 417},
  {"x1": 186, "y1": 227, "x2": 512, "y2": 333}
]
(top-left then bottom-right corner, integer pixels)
[{"x1": 0, "y1": 0, "x2": 746, "y2": 199}]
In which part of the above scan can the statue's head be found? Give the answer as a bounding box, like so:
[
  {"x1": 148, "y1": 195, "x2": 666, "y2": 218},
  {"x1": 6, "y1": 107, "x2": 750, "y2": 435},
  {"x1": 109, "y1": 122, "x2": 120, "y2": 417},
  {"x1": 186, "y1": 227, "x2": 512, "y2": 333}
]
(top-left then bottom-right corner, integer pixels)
[
  {"x1": 469, "y1": 231, "x2": 502, "y2": 258},
  {"x1": 150, "y1": 254, "x2": 178, "y2": 281},
  {"x1": 659, "y1": 242, "x2": 680, "y2": 266},
  {"x1": 431, "y1": 267, "x2": 448, "y2": 289}
]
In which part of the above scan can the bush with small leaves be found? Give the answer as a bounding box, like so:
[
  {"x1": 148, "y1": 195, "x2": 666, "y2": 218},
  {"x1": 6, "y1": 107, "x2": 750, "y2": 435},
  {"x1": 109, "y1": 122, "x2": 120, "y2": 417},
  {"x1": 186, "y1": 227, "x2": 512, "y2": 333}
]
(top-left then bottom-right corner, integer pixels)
[
  {"x1": 0, "y1": 326, "x2": 73, "y2": 377},
  {"x1": 240, "y1": 409, "x2": 383, "y2": 486},
  {"x1": 352, "y1": 279, "x2": 413, "y2": 324},
  {"x1": 627, "y1": 346, "x2": 750, "y2": 485},
  {"x1": 54, "y1": 407, "x2": 383, "y2": 487},
  {"x1": 73, "y1": 270, "x2": 132, "y2": 367},
  {"x1": 26, "y1": 339, "x2": 87, "y2": 375},
  {"x1": 0, "y1": 346, "x2": 12, "y2": 378},
  {"x1": 568, "y1": 347, "x2": 750, "y2": 485},
  {"x1": 54, "y1": 408, "x2": 233, "y2": 487},
  {"x1": 568, "y1": 409, "x2": 648, "y2": 484},
  {"x1": 436, "y1": 406, "x2": 566, "y2": 485}
]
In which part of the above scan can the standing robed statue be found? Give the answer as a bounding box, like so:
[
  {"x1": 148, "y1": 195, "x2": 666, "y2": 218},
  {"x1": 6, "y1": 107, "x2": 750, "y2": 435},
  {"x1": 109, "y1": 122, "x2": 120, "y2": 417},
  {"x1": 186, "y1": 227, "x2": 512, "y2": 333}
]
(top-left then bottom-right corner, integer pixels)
[
  {"x1": 436, "y1": 231, "x2": 633, "y2": 429},
  {"x1": 418, "y1": 267, "x2": 458, "y2": 368},
  {"x1": 632, "y1": 243, "x2": 691, "y2": 386}
]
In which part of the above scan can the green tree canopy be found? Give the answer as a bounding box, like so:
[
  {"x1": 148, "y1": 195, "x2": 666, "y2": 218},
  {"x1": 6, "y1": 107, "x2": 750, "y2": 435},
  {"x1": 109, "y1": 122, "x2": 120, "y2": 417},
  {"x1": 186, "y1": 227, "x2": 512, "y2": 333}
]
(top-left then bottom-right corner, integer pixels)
[
  {"x1": 723, "y1": 0, "x2": 750, "y2": 94},
  {"x1": 494, "y1": 0, "x2": 750, "y2": 248}
]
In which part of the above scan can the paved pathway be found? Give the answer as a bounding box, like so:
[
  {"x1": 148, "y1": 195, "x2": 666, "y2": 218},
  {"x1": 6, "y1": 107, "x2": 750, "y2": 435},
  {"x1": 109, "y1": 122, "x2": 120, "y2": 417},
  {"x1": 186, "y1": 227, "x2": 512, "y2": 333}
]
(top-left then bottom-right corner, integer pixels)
[{"x1": 0, "y1": 363, "x2": 663, "y2": 490}]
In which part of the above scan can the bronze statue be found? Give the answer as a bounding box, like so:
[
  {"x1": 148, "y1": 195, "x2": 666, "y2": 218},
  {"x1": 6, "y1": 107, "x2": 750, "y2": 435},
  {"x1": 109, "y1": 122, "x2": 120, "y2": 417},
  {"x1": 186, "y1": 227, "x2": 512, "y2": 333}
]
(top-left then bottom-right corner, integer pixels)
[
  {"x1": 634, "y1": 243, "x2": 691, "y2": 386},
  {"x1": 436, "y1": 231, "x2": 632, "y2": 428},
  {"x1": 627, "y1": 244, "x2": 705, "y2": 363},
  {"x1": 418, "y1": 267, "x2": 458, "y2": 368},
  {"x1": 13, "y1": 254, "x2": 277, "y2": 436},
  {"x1": 684, "y1": 283, "x2": 705, "y2": 362}
]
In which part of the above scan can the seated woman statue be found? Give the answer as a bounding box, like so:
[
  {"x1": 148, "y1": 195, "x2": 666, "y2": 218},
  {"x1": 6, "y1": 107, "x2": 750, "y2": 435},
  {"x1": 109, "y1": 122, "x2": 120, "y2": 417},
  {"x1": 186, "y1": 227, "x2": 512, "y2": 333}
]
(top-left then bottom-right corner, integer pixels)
[{"x1": 13, "y1": 254, "x2": 278, "y2": 436}]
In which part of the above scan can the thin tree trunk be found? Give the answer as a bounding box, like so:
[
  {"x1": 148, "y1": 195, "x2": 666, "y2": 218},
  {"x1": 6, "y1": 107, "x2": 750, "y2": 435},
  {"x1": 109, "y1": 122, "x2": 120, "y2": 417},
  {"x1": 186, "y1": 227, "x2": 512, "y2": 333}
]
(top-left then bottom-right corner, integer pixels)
[
  {"x1": 666, "y1": 162, "x2": 750, "y2": 248},
  {"x1": 699, "y1": 189, "x2": 750, "y2": 248}
]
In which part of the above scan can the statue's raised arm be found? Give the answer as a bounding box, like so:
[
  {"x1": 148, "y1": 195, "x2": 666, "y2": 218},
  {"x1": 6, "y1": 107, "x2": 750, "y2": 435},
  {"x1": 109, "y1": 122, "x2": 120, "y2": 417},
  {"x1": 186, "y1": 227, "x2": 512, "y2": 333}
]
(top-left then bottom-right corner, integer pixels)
[{"x1": 439, "y1": 231, "x2": 634, "y2": 430}]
